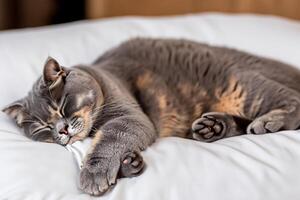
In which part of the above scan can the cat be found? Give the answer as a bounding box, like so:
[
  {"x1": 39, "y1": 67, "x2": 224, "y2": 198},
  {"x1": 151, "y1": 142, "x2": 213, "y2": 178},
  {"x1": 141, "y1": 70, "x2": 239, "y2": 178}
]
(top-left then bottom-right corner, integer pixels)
[{"x1": 3, "y1": 38, "x2": 300, "y2": 196}]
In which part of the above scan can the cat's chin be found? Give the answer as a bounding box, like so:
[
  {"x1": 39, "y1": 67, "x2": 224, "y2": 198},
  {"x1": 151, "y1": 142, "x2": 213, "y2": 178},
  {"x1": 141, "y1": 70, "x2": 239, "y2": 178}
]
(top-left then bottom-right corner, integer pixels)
[
  {"x1": 58, "y1": 137, "x2": 71, "y2": 146},
  {"x1": 67, "y1": 135, "x2": 86, "y2": 145},
  {"x1": 52, "y1": 134, "x2": 72, "y2": 146}
]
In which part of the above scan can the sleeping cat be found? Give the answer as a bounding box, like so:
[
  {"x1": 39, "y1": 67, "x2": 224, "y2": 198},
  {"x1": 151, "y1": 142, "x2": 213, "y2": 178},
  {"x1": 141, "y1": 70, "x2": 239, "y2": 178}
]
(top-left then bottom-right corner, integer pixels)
[{"x1": 3, "y1": 38, "x2": 300, "y2": 196}]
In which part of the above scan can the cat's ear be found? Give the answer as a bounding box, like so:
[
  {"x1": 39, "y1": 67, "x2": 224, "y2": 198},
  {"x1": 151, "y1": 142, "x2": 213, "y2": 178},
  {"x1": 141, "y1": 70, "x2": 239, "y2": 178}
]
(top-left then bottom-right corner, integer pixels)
[
  {"x1": 2, "y1": 99, "x2": 27, "y2": 126},
  {"x1": 43, "y1": 57, "x2": 66, "y2": 101}
]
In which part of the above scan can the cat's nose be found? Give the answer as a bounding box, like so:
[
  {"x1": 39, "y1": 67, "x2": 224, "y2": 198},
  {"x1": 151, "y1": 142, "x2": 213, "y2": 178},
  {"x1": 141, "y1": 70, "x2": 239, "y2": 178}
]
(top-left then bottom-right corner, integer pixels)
[{"x1": 59, "y1": 124, "x2": 69, "y2": 135}]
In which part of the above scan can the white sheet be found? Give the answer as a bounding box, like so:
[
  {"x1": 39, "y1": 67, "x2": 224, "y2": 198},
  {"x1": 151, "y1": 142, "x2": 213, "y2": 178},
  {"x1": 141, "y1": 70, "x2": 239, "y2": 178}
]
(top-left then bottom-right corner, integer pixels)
[{"x1": 1, "y1": 13, "x2": 300, "y2": 200}]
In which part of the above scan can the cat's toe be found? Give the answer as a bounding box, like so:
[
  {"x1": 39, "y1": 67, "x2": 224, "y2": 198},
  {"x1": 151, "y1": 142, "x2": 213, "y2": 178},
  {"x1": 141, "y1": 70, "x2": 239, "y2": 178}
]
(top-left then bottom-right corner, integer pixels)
[
  {"x1": 192, "y1": 115, "x2": 226, "y2": 142},
  {"x1": 119, "y1": 151, "x2": 144, "y2": 178},
  {"x1": 79, "y1": 168, "x2": 110, "y2": 196}
]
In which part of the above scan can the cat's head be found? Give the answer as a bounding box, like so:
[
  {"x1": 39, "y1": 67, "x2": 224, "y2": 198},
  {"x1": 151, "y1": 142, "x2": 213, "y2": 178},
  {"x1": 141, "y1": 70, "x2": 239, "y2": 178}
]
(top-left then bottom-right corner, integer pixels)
[{"x1": 2, "y1": 57, "x2": 103, "y2": 145}]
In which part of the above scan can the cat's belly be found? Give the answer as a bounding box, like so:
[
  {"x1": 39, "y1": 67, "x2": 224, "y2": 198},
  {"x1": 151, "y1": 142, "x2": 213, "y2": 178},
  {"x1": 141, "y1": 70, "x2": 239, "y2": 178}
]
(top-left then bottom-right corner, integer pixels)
[
  {"x1": 135, "y1": 76, "x2": 247, "y2": 138},
  {"x1": 134, "y1": 71, "x2": 214, "y2": 138}
]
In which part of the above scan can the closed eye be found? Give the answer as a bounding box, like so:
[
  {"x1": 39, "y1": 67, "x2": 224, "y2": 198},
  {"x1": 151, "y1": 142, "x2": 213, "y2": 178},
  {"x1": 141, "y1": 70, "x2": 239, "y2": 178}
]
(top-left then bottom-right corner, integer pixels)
[
  {"x1": 31, "y1": 128, "x2": 52, "y2": 141},
  {"x1": 47, "y1": 124, "x2": 54, "y2": 129},
  {"x1": 31, "y1": 125, "x2": 51, "y2": 136}
]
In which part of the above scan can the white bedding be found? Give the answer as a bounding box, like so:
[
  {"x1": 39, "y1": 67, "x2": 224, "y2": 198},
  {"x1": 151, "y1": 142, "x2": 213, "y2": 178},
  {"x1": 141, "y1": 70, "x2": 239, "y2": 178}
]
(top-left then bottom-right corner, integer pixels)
[{"x1": 1, "y1": 13, "x2": 300, "y2": 200}]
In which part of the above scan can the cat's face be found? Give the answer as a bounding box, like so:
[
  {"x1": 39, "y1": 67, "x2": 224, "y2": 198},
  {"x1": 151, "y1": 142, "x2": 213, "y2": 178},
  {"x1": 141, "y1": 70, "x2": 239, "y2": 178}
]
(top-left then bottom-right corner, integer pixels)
[{"x1": 3, "y1": 58, "x2": 103, "y2": 145}]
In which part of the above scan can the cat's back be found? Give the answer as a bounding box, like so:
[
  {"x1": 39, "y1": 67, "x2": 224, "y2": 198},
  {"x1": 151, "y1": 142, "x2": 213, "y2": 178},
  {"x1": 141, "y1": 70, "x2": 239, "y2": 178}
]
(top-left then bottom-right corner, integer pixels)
[
  {"x1": 95, "y1": 38, "x2": 300, "y2": 93},
  {"x1": 95, "y1": 37, "x2": 214, "y2": 65}
]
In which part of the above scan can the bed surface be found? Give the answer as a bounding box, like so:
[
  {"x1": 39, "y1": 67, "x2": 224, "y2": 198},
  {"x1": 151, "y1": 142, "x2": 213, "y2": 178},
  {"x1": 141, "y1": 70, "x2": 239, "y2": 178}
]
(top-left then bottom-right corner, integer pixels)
[{"x1": 1, "y1": 13, "x2": 300, "y2": 200}]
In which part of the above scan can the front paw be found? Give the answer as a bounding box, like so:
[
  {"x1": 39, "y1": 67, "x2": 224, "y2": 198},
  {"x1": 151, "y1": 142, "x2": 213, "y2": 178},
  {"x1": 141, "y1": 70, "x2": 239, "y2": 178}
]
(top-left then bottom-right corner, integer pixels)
[
  {"x1": 79, "y1": 157, "x2": 120, "y2": 196},
  {"x1": 119, "y1": 151, "x2": 145, "y2": 178}
]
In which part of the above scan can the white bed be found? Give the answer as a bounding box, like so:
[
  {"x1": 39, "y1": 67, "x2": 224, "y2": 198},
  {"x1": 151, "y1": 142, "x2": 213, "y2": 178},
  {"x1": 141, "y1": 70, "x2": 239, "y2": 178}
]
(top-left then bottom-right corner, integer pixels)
[{"x1": 1, "y1": 13, "x2": 300, "y2": 200}]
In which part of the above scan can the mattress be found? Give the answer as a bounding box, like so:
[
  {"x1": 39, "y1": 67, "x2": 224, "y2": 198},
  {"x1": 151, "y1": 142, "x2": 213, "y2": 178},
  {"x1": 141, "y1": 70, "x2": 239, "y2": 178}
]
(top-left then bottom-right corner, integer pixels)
[{"x1": 1, "y1": 13, "x2": 300, "y2": 200}]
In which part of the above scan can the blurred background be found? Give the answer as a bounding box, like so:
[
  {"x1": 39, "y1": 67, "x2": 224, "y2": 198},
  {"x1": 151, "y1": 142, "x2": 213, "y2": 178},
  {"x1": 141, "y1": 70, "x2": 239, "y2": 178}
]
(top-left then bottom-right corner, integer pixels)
[{"x1": 1, "y1": 0, "x2": 300, "y2": 30}]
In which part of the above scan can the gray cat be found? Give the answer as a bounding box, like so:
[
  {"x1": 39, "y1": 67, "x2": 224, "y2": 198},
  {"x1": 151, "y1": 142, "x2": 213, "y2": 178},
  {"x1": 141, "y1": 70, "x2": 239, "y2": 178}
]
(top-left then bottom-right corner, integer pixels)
[{"x1": 3, "y1": 38, "x2": 300, "y2": 196}]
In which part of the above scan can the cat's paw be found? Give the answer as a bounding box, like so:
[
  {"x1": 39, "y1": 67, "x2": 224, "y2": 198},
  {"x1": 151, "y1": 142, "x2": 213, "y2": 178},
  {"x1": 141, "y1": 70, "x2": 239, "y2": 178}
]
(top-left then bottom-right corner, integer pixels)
[
  {"x1": 80, "y1": 167, "x2": 111, "y2": 196},
  {"x1": 191, "y1": 112, "x2": 227, "y2": 142},
  {"x1": 246, "y1": 115, "x2": 285, "y2": 134},
  {"x1": 119, "y1": 151, "x2": 144, "y2": 178},
  {"x1": 79, "y1": 156, "x2": 120, "y2": 196}
]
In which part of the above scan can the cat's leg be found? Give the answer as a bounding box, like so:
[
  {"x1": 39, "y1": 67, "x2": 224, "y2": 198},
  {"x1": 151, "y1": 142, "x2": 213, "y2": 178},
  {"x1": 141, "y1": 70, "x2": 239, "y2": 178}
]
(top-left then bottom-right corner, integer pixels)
[
  {"x1": 191, "y1": 112, "x2": 251, "y2": 142},
  {"x1": 80, "y1": 113, "x2": 156, "y2": 196},
  {"x1": 246, "y1": 107, "x2": 300, "y2": 134},
  {"x1": 228, "y1": 72, "x2": 300, "y2": 135}
]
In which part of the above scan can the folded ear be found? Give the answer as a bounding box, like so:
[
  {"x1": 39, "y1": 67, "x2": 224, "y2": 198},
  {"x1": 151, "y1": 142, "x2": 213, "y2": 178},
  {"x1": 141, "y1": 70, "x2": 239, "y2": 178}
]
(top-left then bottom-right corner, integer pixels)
[
  {"x1": 43, "y1": 57, "x2": 66, "y2": 101},
  {"x1": 2, "y1": 99, "x2": 27, "y2": 126}
]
